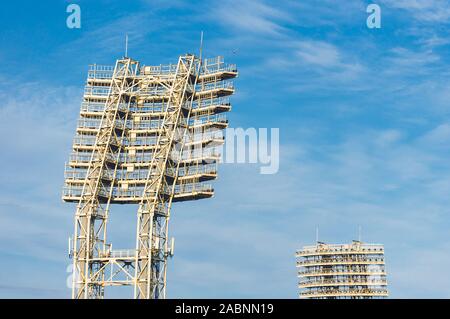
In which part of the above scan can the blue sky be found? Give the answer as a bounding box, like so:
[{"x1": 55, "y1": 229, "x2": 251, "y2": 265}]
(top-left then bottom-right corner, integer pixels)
[{"x1": 1, "y1": 0, "x2": 450, "y2": 298}]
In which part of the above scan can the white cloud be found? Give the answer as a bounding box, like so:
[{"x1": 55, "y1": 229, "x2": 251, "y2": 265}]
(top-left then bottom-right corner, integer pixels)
[
  {"x1": 295, "y1": 40, "x2": 341, "y2": 68},
  {"x1": 419, "y1": 123, "x2": 450, "y2": 146},
  {"x1": 382, "y1": 0, "x2": 450, "y2": 23},
  {"x1": 385, "y1": 47, "x2": 440, "y2": 73},
  {"x1": 211, "y1": 0, "x2": 292, "y2": 36}
]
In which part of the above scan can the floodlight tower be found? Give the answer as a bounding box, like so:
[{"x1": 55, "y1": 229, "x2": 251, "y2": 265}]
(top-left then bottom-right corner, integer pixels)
[
  {"x1": 63, "y1": 53, "x2": 237, "y2": 299},
  {"x1": 296, "y1": 241, "x2": 389, "y2": 299}
]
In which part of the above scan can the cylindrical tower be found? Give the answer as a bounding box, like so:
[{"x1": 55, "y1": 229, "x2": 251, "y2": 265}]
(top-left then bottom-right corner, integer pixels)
[{"x1": 296, "y1": 241, "x2": 388, "y2": 299}]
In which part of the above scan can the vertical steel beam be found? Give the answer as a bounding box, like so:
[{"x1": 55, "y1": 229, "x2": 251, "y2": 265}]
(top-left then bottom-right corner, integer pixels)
[
  {"x1": 134, "y1": 55, "x2": 199, "y2": 299},
  {"x1": 72, "y1": 58, "x2": 139, "y2": 299}
]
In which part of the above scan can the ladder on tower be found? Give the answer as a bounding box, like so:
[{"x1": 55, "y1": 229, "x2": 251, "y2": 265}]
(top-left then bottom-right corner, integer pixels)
[{"x1": 134, "y1": 54, "x2": 200, "y2": 299}]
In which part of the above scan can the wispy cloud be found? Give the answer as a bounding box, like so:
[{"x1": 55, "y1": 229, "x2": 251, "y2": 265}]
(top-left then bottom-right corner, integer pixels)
[
  {"x1": 382, "y1": 0, "x2": 450, "y2": 23},
  {"x1": 295, "y1": 40, "x2": 341, "y2": 68},
  {"x1": 384, "y1": 47, "x2": 440, "y2": 76},
  {"x1": 211, "y1": 0, "x2": 292, "y2": 36}
]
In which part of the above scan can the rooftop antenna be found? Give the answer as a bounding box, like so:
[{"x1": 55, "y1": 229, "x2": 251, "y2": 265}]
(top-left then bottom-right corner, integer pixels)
[
  {"x1": 199, "y1": 31, "x2": 204, "y2": 62},
  {"x1": 125, "y1": 33, "x2": 128, "y2": 58},
  {"x1": 358, "y1": 225, "x2": 362, "y2": 242},
  {"x1": 315, "y1": 226, "x2": 319, "y2": 243}
]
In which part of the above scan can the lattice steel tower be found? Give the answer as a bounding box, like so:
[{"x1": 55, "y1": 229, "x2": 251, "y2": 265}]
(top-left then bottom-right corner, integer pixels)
[
  {"x1": 63, "y1": 53, "x2": 237, "y2": 299},
  {"x1": 296, "y1": 241, "x2": 388, "y2": 299}
]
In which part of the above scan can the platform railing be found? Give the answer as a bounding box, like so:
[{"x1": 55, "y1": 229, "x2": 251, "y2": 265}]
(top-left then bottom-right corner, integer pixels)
[
  {"x1": 88, "y1": 64, "x2": 114, "y2": 80},
  {"x1": 64, "y1": 181, "x2": 214, "y2": 199},
  {"x1": 197, "y1": 80, "x2": 234, "y2": 92},
  {"x1": 189, "y1": 113, "x2": 227, "y2": 125},
  {"x1": 300, "y1": 288, "x2": 389, "y2": 298},
  {"x1": 297, "y1": 257, "x2": 385, "y2": 266}
]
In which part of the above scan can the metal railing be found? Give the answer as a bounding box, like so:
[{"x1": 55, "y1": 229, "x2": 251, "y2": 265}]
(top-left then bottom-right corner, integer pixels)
[
  {"x1": 80, "y1": 118, "x2": 126, "y2": 130},
  {"x1": 88, "y1": 64, "x2": 114, "y2": 80},
  {"x1": 189, "y1": 113, "x2": 227, "y2": 125},
  {"x1": 174, "y1": 183, "x2": 213, "y2": 194},
  {"x1": 84, "y1": 86, "x2": 111, "y2": 96},
  {"x1": 297, "y1": 258, "x2": 385, "y2": 267},
  {"x1": 80, "y1": 102, "x2": 128, "y2": 113},
  {"x1": 109, "y1": 250, "x2": 136, "y2": 258},
  {"x1": 139, "y1": 86, "x2": 170, "y2": 96},
  {"x1": 201, "y1": 56, "x2": 237, "y2": 74},
  {"x1": 68, "y1": 147, "x2": 221, "y2": 164},
  {"x1": 178, "y1": 163, "x2": 217, "y2": 176},
  {"x1": 141, "y1": 64, "x2": 178, "y2": 75},
  {"x1": 191, "y1": 97, "x2": 230, "y2": 109},
  {"x1": 64, "y1": 181, "x2": 214, "y2": 199},
  {"x1": 69, "y1": 152, "x2": 119, "y2": 164},
  {"x1": 197, "y1": 81, "x2": 234, "y2": 92},
  {"x1": 62, "y1": 186, "x2": 110, "y2": 198},
  {"x1": 139, "y1": 57, "x2": 236, "y2": 76},
  {"x1": 298, "y1": 267, "x2": 386, "y2": 276},
  {"x1": 80, "y1": 102, "x2": 106, "y2": 113},
  {"x1": 299, "y1": 278, "x2": 388, "y2": 286},
  {"x1": 300, "y1": 288, "x2": 389, "y2": 297},
  {"x1": 299, "y1": 243, "x2": 385, "y2": 256}
]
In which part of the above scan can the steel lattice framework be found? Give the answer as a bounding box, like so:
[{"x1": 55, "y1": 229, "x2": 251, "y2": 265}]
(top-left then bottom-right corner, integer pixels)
[
  {"x1": 63, "y1": 53, "x2": 237, "y2": 299},
  {"x1": 296, "y1": 241, "x2": 389, "y2": 299}
]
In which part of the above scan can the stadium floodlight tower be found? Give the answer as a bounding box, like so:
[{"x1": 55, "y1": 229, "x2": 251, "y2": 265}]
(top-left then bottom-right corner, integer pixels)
[
  {"x1": 62, "y1": 52, "x2": 237, "y2": 299},
  {"x1": 296, "y1": 241, "x2": 388, "y2": 299}
]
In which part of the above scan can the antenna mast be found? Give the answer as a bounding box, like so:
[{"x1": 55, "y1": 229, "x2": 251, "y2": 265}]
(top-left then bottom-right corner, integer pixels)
[
  {"x1": 199, "y1": 31, "x2": 204, "y2": 61},
  {"x1": 315, "y1": 226, "x2": 319, "y2": 243}
]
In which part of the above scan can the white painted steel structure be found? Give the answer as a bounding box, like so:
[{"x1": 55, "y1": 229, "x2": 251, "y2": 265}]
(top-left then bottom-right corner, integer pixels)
[
  {"x1": 296, "y1": 241, "x2": 388, "y2": 299},
  {"x1": 63, "y1": 54, "x2": 237, "y2": 299}
]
